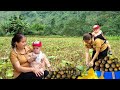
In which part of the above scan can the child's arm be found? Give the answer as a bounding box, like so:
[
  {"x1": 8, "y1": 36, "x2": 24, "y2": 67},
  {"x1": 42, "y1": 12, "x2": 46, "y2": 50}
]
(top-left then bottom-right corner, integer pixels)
[
  {"x1": 100, "y1": 31, "x2": 107, "y2": 40},
  {"x1": 91, "y1": 32, "x2": 95, "y2": 36},
  {"x1": 43, "y1": 53, "x2": 53, "y2": 71},
  {"x1": 101, "y1": 33, "x2": 107, "y2": 40},
  {"x1": 91, "y1": 32, "x2": 95, "y2": 41}
]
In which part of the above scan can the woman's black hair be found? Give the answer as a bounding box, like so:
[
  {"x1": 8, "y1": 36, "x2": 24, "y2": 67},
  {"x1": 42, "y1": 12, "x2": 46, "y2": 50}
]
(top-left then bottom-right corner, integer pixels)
[
  {"x1": 11, "y1": 33, "x2": 25, "y2": 48},
  {"x1": 83, "y1": 33, "x2": 92, "y2": 40}
]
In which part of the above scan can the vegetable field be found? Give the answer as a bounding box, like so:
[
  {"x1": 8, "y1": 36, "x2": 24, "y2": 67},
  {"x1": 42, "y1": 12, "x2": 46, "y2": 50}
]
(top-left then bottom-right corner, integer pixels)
[{"x1": 0, "y1": 36, "x2": 120, "y2": 79}]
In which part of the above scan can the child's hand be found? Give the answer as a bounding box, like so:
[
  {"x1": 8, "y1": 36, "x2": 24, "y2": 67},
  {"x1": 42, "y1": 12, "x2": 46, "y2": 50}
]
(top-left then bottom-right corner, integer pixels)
[
  {"x1": 91, "y1": 32, "x2": 95, "y2": 36},
  {"x1": 32, "y1": 54, "x2": 37, "y2": 60}
]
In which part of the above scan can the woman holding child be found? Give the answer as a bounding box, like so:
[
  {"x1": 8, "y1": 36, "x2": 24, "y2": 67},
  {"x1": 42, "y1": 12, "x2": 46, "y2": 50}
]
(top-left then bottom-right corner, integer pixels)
[{"x1": 10, "y1": 33, "x2": 52, "y2": 79}]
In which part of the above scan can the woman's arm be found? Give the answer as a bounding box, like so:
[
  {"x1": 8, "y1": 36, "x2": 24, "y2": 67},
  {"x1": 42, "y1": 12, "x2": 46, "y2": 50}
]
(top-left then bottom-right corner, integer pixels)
[
  {"x1": 85, "y1": 47, "x2": 90, "y2": 66},
  {"x1": 10, "y1": 51, "x2": 43, "y2": 77},
  {"x1": 13, "y1": 61, "x2": 34, "y2": 73},
  {"x1": 42, "y1": 53, "x2": 51, "y2": 68},
  {"x1": 89, "y1": 39, "x2": 101, "y2": 66},
  {"x1": 91, "y1": 48, "x2": 100, "y2": 63},
  {"x1": 13, "y1": 61, "x2": 43, "y2": 77}
]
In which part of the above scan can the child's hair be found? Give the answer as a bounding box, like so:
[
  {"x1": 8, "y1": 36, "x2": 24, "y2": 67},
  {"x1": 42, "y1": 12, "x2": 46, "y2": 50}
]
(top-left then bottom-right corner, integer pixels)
[
  {"x1": 32, "y1": 41, "x2": 42, "y2": 47},
  {"x1": 11, "y1": 33, "x2": 25, "y2": 48}
]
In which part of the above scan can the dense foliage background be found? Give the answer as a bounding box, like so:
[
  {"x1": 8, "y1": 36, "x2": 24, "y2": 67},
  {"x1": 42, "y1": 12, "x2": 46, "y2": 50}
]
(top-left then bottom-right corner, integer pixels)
[{"x1": 0, "y1": 11, "x2": 120, "y2": 36}]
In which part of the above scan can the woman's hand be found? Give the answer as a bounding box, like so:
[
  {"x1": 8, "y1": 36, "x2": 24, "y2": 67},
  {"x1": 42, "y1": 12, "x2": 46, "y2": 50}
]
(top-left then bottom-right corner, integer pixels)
[
  {"x1": 32, "y1": 54, "x2": 37, "y2": 60},
  {"x1": 86, "y1": 60, "x2": 89, "y2": 67},
  {"x1": 32, "y1": 68, "x2": 44, "y2": 77},
  {"x1": 89, "y1": 60, "x2": 94, "y2": 66},
  {"x1": 26, "y1": 53, "x2": 37, "y2": 63}
]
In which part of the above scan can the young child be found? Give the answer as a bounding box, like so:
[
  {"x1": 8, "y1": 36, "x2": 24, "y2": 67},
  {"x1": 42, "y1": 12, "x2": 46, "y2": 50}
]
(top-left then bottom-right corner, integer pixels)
[
  {"x1": 27, "y1": 41, "x2": 52, "y2": 77},
  {"x1": 91, "y1": 25, "x2": 112, "y2": 55}
]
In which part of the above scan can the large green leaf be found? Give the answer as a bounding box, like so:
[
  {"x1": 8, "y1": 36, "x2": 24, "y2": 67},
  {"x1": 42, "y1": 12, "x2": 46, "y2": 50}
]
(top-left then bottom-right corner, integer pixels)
[{"x1": 76, "y1": 65, "x2": 84, "y2": 71}]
